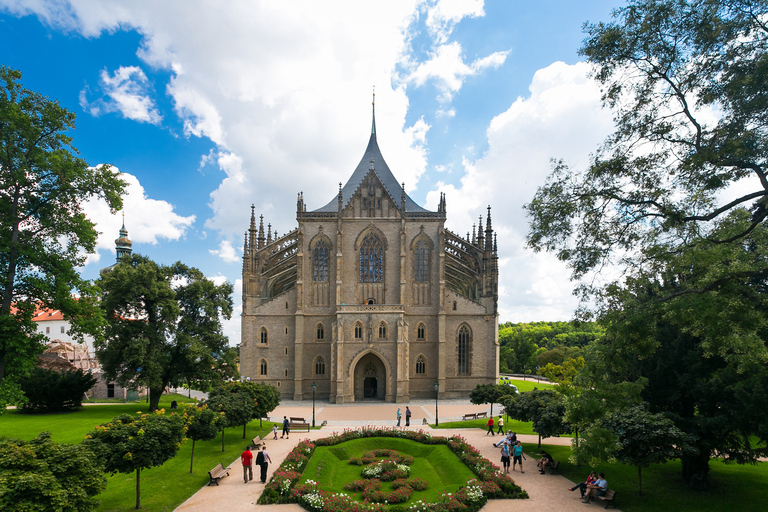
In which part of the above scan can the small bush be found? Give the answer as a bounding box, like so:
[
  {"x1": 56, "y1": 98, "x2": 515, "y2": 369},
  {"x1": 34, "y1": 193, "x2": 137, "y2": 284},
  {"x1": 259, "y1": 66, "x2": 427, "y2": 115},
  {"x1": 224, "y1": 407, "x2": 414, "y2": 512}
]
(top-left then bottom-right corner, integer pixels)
[{"x1": 19, "y1": 367, "x2": 96, "y2": 413}]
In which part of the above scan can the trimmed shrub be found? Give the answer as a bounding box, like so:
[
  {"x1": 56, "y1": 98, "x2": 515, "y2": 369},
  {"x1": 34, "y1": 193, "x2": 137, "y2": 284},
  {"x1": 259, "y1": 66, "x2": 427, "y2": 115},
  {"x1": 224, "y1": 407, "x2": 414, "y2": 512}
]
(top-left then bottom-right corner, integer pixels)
[{"x1": 19, "y1": 367, "x2": 97, "y2": 413}]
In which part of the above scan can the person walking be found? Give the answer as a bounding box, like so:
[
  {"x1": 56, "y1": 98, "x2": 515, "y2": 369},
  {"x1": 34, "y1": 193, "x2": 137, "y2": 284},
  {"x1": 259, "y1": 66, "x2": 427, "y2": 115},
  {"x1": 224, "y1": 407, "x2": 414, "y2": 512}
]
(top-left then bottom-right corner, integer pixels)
[
  {"x1": 281, "y1": 416, "x2": 290, "y2": 439},
  {"x1": 272, "y1": 423, "x2": 279, "y2": 440},
  {"x1": 512, "y1": 441, "x2": 525, "y2": 473},
  {"x1": 255, "y1": 445, "x2": 272, "y2": 483},
  {"x1": 497, "y1": 415, "x2": 505, "y2": 435},
  {"x1": 396, "y1": 408, "x2": 402, "y2": 427},
  {"x1": 241, "y1": 445, "x2": 253, "y2": 483},
  {"x1": 500, "y1": 442, "x2": 511, "y2": 473},
  {"x1": 486, "y1": 416, "x2": 495, "y2": 435},
  {"x1": 405, "y1": 406, "x2": 411, "y2": 427}
]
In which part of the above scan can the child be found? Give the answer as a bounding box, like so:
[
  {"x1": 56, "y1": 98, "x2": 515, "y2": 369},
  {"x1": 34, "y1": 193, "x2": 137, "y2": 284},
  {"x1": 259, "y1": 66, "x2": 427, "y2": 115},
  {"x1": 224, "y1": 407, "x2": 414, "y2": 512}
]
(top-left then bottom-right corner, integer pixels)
[{"x1": 272, "y1": 423, "x2": 279, "y2": 440}]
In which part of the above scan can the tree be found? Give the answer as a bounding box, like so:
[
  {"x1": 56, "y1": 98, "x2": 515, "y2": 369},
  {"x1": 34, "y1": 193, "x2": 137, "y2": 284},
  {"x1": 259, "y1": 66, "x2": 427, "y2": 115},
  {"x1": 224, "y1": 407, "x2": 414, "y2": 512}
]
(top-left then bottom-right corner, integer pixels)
[
  {"x1": 527, "y1": 0, "x2": 768, "y2": 292},
  {"x1": 501, "y1": 389, "x2": 572, "y2": 447},
  {"x1": 207, "y1": 381, "x2": 261, "y2": 442},
  {"x1": 183, "y1": 404, "x2": 225, "y2": 474},
  {"x1": 96, "y1": 254, "x2": 233, "y2": 411},
  {"x1": 251, "y1": 382, "x2": 281, "y2": 428},
  {"x1": 84, "y1": 410, "x2": 187, "y2": 509},
  {"x1": 469, "y1": 383, "x2": 515, "y2": 417},
  {"x1": 0, "y1": 432, "x2": 105, "y2": 511},
  {"x1": 0, "y1": 66, "x2": 125, "y2": 410},
  {"x1": 18, "y1": 367, "x2": 97, "y2": 413}
]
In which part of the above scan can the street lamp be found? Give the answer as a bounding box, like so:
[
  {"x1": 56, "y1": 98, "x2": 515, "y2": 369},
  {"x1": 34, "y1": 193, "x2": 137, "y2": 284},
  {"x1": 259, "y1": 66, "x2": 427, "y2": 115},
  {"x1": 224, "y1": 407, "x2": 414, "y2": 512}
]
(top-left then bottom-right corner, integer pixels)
[
  {"x1": 434, "y1": 380, "x2": 439, "y2": 427},
  {"x1": 312, "y1": 382, "x2": 317, "y2": 428}
]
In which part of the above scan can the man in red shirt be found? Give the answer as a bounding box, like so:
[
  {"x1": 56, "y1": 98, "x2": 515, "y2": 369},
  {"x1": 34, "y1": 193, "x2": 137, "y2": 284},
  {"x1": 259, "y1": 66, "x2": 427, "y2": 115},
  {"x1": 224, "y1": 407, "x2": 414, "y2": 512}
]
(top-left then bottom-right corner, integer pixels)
[
  {"x1": 486, "y1": 416, "x2": 495, "y2": 436},
  {"x1": 241, "y1": 446, "x2": 253, "y2": 483}
]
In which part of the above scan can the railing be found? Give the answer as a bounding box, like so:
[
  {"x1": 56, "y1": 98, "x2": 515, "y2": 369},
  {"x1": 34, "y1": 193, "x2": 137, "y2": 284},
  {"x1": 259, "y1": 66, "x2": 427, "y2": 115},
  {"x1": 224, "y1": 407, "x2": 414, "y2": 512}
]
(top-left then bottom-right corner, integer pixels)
[{"x1": 337, "y1": 304, "x2": 404, "y2": 313}]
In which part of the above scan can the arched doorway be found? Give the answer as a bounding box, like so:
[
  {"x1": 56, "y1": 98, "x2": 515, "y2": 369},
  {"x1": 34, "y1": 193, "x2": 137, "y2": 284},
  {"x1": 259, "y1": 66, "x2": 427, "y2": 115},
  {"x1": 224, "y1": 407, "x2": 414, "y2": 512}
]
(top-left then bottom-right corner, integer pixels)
[{"x1": 353, "y1": 352, "x2": 386, "y2": 401}]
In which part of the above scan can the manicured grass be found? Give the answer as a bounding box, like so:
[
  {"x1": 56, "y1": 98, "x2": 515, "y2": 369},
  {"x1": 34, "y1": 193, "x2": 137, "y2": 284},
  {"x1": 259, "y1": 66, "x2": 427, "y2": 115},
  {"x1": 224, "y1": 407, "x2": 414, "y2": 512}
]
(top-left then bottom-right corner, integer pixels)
[
  {"x1": 435, "y1": 417, "x2": 538, "y2": 435},
  {"x1": 301, "y1": 437, "x2": 477, "y2": 507},
  {"x1": 1, "y1": 393, "x2": 271, "y2": 512},
  {"x1": 523, "y1": 443, "x2": 768, "y2": 512},
  {"x1": 499, "y1": 377, "x2": 555, "y2": 392}
]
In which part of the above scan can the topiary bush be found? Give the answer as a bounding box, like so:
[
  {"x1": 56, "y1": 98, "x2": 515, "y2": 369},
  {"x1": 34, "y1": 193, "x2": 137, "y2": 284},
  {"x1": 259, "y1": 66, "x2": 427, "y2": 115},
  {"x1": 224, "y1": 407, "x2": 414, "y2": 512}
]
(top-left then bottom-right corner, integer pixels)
[{"x1": 18, "y1": 367, "x2": 97, "y2": 413}]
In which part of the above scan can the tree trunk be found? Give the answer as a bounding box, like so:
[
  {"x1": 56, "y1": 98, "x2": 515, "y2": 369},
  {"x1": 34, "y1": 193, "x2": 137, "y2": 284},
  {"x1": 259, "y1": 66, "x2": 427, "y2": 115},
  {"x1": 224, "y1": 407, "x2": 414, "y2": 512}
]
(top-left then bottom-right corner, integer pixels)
[
  {"x1": 149, "y1": 386, "x2": 163, "y2": 411},
  {"x1": 490, "y1": 402, "x2": 494, "y2": 417},
  {"x1": 135, "y1": 468, "x2": 141, "y2": 509},
  {"x1": 537, "y1": 433, "x2": 541, "y2": 449},
  {"x1": 243, "y1": 423, "x2": 247, "y2": 439},
  {"x1": 221, "y1": 429, "x2": 225, "y2": 452},
  {"x1": 189, "y1": 439, "x2": 196, "y2": 474},
  {"x1": 681, "y1": 448, "x2": 710, "y2": 490},
  {"x1": 637, "y1": 465, "x2": 642, "y2": 496}
]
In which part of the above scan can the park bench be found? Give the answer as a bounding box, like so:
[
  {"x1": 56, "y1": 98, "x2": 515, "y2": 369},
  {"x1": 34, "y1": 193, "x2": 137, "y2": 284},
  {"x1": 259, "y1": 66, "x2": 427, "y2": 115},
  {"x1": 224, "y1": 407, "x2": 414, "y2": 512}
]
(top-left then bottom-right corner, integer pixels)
[
  {"x1": 546, "y1": 460, "x2": 560, "y2": 474},
  {"x1": 289, "y1": 416, "x2": 305, "y2": 423},
  {"x1": 598, "y1": 489, "x2": 616, "y2": 509},
  {"x1": 207, "y1": 463, "x2": 230, "y2": 486},
  {"x1": 462, "y1": 413, "x2": 477, "y2": 420},
  {"x1": 290, "y1": 420, "x2": 311, "y2": 432},
  {"x1": 476, "y1": 412, "x2": 488, "y2": 419},
  {"x1": 251, "y1": 435, "x2": 262, "y2": 448}
]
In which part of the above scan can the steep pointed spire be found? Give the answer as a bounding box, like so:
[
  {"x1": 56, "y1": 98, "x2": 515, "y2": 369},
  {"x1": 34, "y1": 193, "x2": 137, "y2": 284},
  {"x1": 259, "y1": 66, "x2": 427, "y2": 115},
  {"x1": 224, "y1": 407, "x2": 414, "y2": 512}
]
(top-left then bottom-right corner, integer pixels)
[
  {"x1": 485, "y1": 205, "x2": 493, "y2": 251},
  {"x1": 477, "y1": 215, "x2": 484, "y2": 247},
  {"x1": 371, "y1": 86, "x2": 376, "y2": 135},
  {"x1": 267, "y1": 223, "x2": 272, "y2": 244},
  {"x1": 494, "y1": 233, "x2": 498, "y2": 253},
  {"x1": 249, "y1": 204, "x2": 257, "y2": 251},
  {"x1": 243, "y1": 231, "x2": 248, "y2": 255},
  {"x1": 258, "y1": 214, "x2": 265, "y2": 249},
  {"x1": 471, "y1": 224, "x2": 476, "y2": 245}
]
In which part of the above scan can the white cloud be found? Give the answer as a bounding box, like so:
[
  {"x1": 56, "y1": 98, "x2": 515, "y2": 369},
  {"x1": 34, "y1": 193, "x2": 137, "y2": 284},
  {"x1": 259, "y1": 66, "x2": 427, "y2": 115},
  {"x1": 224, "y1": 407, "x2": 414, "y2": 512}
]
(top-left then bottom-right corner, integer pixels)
[
  {"x1": 430, "y1": 61, "x2": 616, "y2": 321},
  {"x1": 401, "y1": 42, "x2": 509, "y2": 102},
  {"x1": 425, "y1": 0, "x2": 485, "y2": 44},
  {"x1": 80, "y1": 66, "x2": 162, "y2": 124},
  {"x1": 209, "y1": 240, "x2": 239, "y2": 263},
  {"x1": 82, "y1": 168, "x2": 195, "y2": 265},
  {"x1": 222, "y1": 278, "x2": 242, "y2": 346}
]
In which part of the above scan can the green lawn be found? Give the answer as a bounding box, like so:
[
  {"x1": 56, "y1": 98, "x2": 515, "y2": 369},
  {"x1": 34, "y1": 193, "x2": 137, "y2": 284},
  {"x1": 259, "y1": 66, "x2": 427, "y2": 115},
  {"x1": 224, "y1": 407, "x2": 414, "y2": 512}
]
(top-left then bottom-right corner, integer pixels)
[
  {"x1": 523, "y1": 443, "x2": 768, "y2": 512},
  {"x1": 300, "y1": 437, "x2": 477, "y2": 507},
  {"x1": 499, "y1": 377, "x2": 555, "y2": 392},
  {"x1": 1, "y1": 394, "x2": 271, "y2": 512}
]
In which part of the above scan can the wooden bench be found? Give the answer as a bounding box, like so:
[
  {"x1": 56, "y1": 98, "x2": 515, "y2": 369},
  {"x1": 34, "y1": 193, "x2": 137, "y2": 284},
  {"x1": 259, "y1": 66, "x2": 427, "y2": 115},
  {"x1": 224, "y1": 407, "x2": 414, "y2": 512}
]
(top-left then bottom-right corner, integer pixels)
[
  {"x1": 251, "y1": 435, "x2": 262, "y2": 448},
  {"x1": 289, "y1": 416, "x2": 305, "y2": 423},
  {"x1": 546, "y1": 460, "x2": 560, "y2": 474},
  {"x1": 476, "y1": 412, "x2": 488, "y2": 419},
  {"x1": 290, "y1": 421, "x2": 311, "y2": 432},
  {"x1": 598, "y1": 489, "x2": 616, "y2": 509},
  {"x1": 462, "y1": 413, "x2": 477, "y2": 421},
  {"x1": 207, "y1": 463, "x2": 230, "y2": 486}
]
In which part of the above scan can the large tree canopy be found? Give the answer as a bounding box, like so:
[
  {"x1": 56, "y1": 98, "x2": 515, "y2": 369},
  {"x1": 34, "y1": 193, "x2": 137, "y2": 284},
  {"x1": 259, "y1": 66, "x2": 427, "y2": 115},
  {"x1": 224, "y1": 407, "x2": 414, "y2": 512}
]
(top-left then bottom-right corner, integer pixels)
[
  {"x1": 527, "y1": 0, "x2": 768, "y2": 290},
  {"x1": 0, "y1": 66, "x2": 125, "y2": 408},
  {"x1": 96, "y1": 254, "x2": 233, "y2": 411}
]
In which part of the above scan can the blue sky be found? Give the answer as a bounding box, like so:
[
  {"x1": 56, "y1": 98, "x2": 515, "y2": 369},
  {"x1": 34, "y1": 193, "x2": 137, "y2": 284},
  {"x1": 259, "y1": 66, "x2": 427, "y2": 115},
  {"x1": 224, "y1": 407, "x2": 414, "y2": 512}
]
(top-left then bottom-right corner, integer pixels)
[{"x1": 1, "y1": 0, "x2": 621, "y2": 343}]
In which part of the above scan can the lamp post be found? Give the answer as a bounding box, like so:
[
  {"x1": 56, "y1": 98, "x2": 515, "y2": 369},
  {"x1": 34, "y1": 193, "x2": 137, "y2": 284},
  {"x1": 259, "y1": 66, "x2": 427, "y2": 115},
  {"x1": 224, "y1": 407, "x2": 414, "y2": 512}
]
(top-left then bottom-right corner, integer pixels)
[
  {"x1": 434, "y1": 380, "x2": 439, "y2": 427},
  {"x1": 312, "y1": 382, "x2": 316, "y2": 428}
]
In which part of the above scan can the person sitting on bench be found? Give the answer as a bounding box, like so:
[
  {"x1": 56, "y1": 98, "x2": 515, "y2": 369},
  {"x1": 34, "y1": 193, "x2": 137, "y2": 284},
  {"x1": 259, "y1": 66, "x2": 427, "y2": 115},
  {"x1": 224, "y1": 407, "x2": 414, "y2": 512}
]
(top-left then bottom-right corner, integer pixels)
[
  {"x1": 568, "y1": 471, "x2": 596, "y2": 498},
  {"x1": 583, "y1": 472, "x2": 607, "y2": 503},
  {"x1": 537, "y1": 451, "x2": 553, "y2": 474}
]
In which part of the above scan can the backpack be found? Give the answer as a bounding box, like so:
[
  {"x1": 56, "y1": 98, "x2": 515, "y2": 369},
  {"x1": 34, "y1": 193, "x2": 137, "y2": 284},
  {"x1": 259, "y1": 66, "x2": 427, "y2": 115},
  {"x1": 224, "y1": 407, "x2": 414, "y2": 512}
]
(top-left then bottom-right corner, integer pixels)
[{"x1": 255, "y1": 451, "x2": 264, "y2": 465}]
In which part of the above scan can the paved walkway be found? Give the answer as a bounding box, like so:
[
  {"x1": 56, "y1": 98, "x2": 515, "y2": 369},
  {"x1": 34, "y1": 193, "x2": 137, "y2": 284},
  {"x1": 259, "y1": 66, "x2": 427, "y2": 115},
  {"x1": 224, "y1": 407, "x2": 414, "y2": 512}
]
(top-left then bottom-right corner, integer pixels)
[{"x1": 176, "y1": 399, "x2": 618, "y2": 512}]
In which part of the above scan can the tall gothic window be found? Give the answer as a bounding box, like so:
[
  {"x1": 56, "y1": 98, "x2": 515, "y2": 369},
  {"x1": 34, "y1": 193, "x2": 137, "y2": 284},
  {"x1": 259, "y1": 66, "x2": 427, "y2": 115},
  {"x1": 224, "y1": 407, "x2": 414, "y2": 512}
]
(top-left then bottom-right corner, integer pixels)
[
  {"x1": 414, "y1": 240, "x2": 429, "y2": 282},
  {"x1": 415, "y1": 355, "x2": 426, "y2": 374},
  {"x1": 458, "y1": 325, "x2": 471, "y2": 375},
  {"x1": 378, "y1": 322, "x2": 387, "y2": 340},
  {"x1": 316, "y1": 324, "x2": 324, "y2": 341},
  {"x1": 359, "y1": 233, "x2": 384, "y2": 282},
  {"x1": 313, "y1": 240, "x2": 329, "y2": 281},
  {"x1": 354, "y1": 322, "x2": 363, "y2": 340},
  {"x1": 315, "y1": 356, "x2": 326, "y2": 375},
  {"x1": 260, "y1": 327, "x2": 268, "y2": 344},
  {"x1": 259, "y1": 359, "x2": 268, "y2": 376},
  {"x1": 417, "y1": 323, "x2": 426, "y2": 340}
]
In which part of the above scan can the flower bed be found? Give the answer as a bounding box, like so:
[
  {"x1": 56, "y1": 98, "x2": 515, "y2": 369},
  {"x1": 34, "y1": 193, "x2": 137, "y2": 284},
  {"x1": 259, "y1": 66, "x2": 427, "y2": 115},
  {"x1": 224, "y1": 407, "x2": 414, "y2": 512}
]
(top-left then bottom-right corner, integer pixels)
[{"x1": 257, "y1": 426, "x2": 528, "y2": 511}]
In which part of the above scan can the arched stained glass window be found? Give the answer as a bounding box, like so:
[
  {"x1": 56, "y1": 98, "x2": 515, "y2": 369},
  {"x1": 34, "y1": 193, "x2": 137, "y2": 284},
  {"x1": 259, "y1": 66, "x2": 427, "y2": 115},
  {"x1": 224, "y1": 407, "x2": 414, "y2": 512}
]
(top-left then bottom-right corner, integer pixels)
[
  {"x1": 414, "y1": 240, "x2": 429, "y2": 282},
  {"x1": 458, "y1": 325, "x2": 471, "y2": 375},
  {"x1": 313, "y1": 240, "x2": 329, "y2": 281},
  {"x1": 359, "y1": 233, "x2": 384, "y2": 283},
  {"x1": 315, "y1": 356, "x2": 326, "y2": 375},
  {"x1": 416, "y1": 355, "x2": 426, "y2": 374}
]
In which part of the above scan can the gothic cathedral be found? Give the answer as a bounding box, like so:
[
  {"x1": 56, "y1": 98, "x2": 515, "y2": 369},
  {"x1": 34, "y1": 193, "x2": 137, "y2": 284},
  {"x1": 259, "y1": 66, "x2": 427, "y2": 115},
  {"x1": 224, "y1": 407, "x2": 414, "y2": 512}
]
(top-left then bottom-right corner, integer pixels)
[{"x1": 240, "y1": 105, "x2": 499, "y2": 402}]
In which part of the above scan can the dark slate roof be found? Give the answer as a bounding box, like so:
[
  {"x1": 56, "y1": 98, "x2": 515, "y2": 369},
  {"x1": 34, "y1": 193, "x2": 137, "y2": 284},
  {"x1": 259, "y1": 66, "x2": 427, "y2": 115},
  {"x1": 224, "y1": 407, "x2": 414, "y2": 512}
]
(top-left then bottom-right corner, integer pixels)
[{"x1": 312, "y1": 130, "x2": 430, "y2": 213}]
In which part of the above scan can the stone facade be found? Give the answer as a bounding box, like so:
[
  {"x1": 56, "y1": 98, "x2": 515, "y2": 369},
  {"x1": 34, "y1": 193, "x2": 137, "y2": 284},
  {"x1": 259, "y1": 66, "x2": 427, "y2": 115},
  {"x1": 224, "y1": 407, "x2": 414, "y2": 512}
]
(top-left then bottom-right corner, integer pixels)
[{"x1": 240, "y1": 110, "x2": 499, "y2": 402}]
